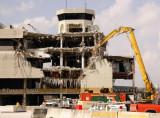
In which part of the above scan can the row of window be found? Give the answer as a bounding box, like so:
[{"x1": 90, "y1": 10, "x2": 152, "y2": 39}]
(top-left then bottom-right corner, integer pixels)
[{"x1": 58, "y1": 13, "x2": 94, "y2": 21}]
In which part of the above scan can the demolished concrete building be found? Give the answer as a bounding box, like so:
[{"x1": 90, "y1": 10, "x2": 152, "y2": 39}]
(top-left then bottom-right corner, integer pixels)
[{"x1": 0, "y1": 8, "x2": 135, "y2": 105}]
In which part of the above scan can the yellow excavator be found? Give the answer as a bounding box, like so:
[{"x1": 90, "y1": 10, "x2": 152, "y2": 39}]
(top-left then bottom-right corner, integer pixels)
[{"x1": 94, "y1": 26, "x2": 155, "y2": 102}]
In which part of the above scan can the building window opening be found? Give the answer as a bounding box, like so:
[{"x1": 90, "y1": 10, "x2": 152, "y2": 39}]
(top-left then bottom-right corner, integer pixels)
[
  {"x1": 84, "y1": 36, "x2": 94, "y2": 46},
  {"x1": 43, "y1": 71, "x2": 52, "y2": 77},
  {"x1": 51, "y1": 53, "x2": 60, "y2": 66},
  {"x1": 61, "y1": 70, "x2": 70, "y2": 79},
  {"x1": 0, "y1": 79, "x2": 23, "y2": 89},
  {"x1": 69, "y1": 28, "x2": 82, "y2": 32},
  {"x1": 68, "y1": 24, "x2": 82, "y2": 32},
  {"x1": 27, "y1": 39, "x2": 60, "y2": 49},
  {"x1": 119, "y1": 62, "x2": 125, "y2": 72},
  {"x1": 63, "y1": 37, "x2": 82, "y2": 48},
  {"x1": 57, "y1": 13, "x2": 94, "y2": 21},
  {"x1": 52, "y1": 72, "x2": 60, "y2": 79},
  {"x1": 64, "y1": 53, "x2": 81, "y2": 68},
  {"x1": 70, "y1": 70, "x2": 82, "y2": 79},
  {"x1": 84, "y1": 52, "x2": 92, "y2": 67}
]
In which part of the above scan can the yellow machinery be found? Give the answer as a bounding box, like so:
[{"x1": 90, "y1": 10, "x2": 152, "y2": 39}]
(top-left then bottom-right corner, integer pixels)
[{"x1": 95, "y1": 26, "x2": 154, "y2": 101}]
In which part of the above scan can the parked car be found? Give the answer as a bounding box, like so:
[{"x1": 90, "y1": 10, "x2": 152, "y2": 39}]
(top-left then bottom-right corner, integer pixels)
[
  {"x1": 45, "y1": 99, "x2": 61, "y2": 107},
  {"x1": 107, "y1": 103, "x2": 127, "y2": 112},
  {"x1": 88, "y1": 102, "x2": 127, "y2": 112},
  {"x1": 43, "y1": 98, "x2": 74, "y2": 109}
]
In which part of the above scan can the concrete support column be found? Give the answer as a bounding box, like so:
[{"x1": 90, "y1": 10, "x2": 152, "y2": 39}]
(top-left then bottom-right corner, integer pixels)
[
  {"x1": 60, "y1": 52, "x2": 63, "y2": 67},
  {"x1": 94, "y1": 33, "x2": 97, "y2": 46},
  {"x1": 60, "y1": 34, "x2": 63, "y2": 68},
  {"x1": 81, "y1": 51, "x2": 85, "y2": 69},
  {"x1": 132, "y1": 59, "x2": 135, "y2": 93},
  {"x1": 82, "y1": 25, "x2": 85, "y2": 32},
  {"x1": 60, "y1": 93, "x2": 63, "y2": 99},
  {"x1": 60, "y1": 34, "x2": 63, "y2": 99},
  {"x1": 23, "y1": 94, "x2": 26, "y2": 106},
  {"x1": 81, "y1": 36, "x2": 85, "y2": 69},
  {"x1": 23, "y1": 78, "x2": 27, "y2": 106},
  {"x1": 92, "y1": 33, "x2": 98, "y2": 56},
  {"x1": 59, "y1": 58, "x2": 63, "y2": 103}
]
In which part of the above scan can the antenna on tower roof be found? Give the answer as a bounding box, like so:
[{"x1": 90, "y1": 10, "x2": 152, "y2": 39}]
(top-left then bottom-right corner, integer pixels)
[
  {"x1": 65, "y1": 0, "x2": 68, "y2": 8},
  {"x1": 85, "y1": 0, "x2": 87, "y2": 9}
]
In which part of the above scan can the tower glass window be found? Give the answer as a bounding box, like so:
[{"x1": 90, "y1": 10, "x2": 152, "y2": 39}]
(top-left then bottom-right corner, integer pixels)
[{"x1": 58, "y1": 13, "x2": 94, "y2": 21}]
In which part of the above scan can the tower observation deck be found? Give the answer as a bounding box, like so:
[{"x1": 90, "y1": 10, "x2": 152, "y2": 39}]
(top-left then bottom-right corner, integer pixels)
[{"x1": 56, "y1": 8, "x2": 95, "y2": 33}]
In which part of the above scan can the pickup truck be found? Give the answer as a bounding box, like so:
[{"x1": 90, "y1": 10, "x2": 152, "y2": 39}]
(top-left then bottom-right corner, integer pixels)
[{"x1": 130, "y1": 103, "x2": 160, "y2": 113}]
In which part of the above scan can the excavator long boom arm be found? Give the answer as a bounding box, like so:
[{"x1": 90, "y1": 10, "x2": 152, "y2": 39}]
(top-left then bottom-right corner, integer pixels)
[{"x1": 97, "y1": 27, "x2": 154, "y2": 97}]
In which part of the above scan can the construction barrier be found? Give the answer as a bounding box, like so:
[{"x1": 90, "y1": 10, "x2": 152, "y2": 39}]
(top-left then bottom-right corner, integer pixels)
[
  {"x1": 0, "y1": 111, "x2": 32, "y2": 118},
  {"x1": 148, "y1": 113, "x2": 160, "y2": 118},
  {"x1": 118, "y1": 112, "x2": 149, "y2": 118},
  {"x1": 0, "y1": 106, "x2": 15, "y2": 112},
  {"x1": 46, "y1": 109, "x2": 117, "y2": 118},
  {"x1": 46, "y1": 108, "x2": 160, "y2": 118},
  {"x1": 46, "y1": 108, "x2": 92, "y2": 118},
  {"x1": 91, "y1": 111, "x2": 117, "y2": 118},
  {"x1": 1, "y1": 107, "x2": 160, "y2": 118},
  {"x1": 46, "y1": 108, "x2": 73, "y2": 118},
  {"x1": 74, "y1": 110, "x2": 92, "y2": 118}
]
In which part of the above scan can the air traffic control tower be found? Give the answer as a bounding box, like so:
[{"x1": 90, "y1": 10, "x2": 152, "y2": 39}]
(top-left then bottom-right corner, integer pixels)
[{"x1": 56, "y1": 8, "x2": 95, "y2": 33}]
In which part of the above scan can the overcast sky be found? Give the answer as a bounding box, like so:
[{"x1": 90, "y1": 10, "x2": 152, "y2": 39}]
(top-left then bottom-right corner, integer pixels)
[{"x1": 0, "y1": 0, "x2": 160, "y2": 88}]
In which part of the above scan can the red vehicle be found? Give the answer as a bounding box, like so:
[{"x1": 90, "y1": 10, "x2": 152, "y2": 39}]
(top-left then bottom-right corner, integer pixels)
[{"x1": 130, "y1": 103, "x2": 160, "y2": 113}]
